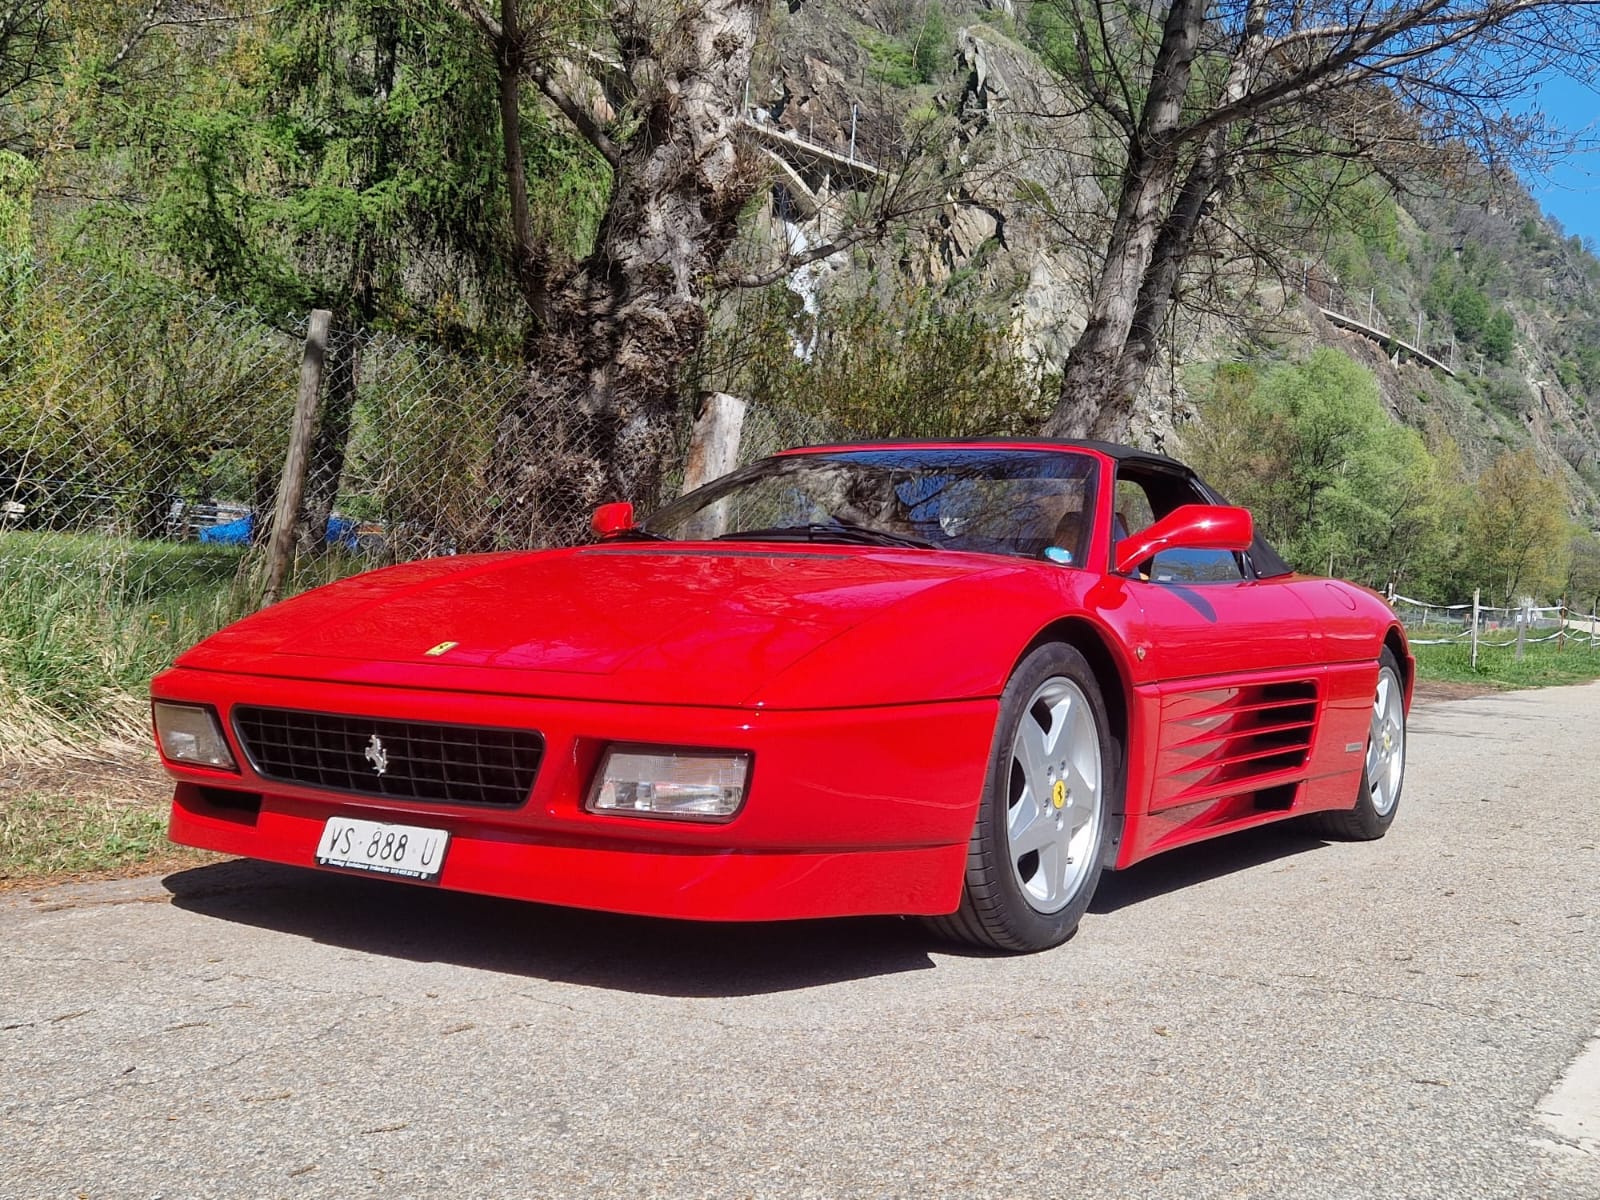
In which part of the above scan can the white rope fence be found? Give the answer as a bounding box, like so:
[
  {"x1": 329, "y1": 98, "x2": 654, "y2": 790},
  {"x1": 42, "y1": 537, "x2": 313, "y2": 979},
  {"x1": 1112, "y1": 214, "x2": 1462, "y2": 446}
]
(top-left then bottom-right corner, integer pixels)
[{"x1": 1391, "y1": 588, "x2": 1599, "y2": 666}]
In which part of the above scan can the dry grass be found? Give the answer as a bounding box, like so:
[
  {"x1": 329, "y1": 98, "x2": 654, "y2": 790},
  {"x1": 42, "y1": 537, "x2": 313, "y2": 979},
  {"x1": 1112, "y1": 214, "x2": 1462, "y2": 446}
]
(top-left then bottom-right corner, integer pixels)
[{"x1": 0, "y1": 688, "x2": 149, "y2": 768}]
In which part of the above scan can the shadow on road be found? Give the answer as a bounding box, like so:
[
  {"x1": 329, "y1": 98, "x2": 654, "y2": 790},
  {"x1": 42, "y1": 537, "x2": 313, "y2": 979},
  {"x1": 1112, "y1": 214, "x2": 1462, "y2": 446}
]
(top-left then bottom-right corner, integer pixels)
[
  {"x1": 1090, "y1": 824, "x2": 1329, "y2": 914},
  {"x1": 163, "y1": 859, "x2": 937, "y2": 998},
  {"x1": 163, "y1": 822, "x2": 1334, "y2": 991}
]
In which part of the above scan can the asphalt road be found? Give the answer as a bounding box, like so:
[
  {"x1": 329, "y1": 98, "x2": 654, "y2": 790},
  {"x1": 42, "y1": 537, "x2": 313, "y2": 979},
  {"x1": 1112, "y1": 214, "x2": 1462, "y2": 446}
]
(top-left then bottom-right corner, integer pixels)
[{"x1": 3, "y1": 684, "x2": 1599, "y2": 1200}]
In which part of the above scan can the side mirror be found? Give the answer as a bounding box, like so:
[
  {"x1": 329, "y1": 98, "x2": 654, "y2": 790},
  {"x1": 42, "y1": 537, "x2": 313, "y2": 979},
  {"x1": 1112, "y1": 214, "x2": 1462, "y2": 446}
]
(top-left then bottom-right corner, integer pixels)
[
  {"x1": 1114, "y1": 504, "x2": 1252, "y2": 576},
  {"x1": 590, "y1": 501, "x2": 636, "y2": 539}
]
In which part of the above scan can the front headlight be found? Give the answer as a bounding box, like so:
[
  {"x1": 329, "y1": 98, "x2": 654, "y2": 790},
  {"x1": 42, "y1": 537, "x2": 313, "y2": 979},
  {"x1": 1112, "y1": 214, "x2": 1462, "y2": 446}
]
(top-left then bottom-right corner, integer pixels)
[
  {"x1": 152, "y1": 701, "x2": 237, "y2": 770},
  {"x1": 588, "y1": 746, "x2": 751, "y2": 821}
]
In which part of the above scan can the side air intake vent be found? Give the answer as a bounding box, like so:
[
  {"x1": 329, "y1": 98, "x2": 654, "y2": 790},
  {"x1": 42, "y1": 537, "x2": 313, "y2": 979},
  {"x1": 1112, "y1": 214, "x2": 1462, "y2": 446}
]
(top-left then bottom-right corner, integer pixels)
[{"x1": 1158, "y1": 680, "x2": 1318, "y2": 802}]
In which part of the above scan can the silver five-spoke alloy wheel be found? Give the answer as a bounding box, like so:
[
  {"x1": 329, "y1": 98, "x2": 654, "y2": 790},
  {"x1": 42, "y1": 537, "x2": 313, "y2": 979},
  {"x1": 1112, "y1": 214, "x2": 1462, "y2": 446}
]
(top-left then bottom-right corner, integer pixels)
[
  {"x1": 1005, "y1": 676, "x2": 1104, "y2": 914},
  {"x1": 1367, "y1": 663, "x2": 1405, "y2": 817}
]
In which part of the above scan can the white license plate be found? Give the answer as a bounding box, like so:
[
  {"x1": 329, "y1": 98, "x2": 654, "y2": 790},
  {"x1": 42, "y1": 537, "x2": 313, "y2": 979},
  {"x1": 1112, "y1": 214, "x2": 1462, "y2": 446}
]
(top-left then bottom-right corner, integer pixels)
[{"x1": 316, "y1": 817, "x2": 450, "y2": 882}]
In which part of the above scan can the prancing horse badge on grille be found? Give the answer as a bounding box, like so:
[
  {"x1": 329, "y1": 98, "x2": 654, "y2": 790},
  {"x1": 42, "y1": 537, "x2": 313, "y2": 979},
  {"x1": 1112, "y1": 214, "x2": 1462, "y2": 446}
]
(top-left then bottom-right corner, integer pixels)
[{"x1": 364, "y1": 734, "x2": 388, "y2": 776}]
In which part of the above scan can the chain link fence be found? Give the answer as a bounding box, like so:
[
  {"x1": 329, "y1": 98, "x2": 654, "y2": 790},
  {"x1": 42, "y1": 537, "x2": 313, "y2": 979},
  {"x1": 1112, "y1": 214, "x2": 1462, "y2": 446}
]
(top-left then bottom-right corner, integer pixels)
[
  {"x1": 0, "y1": 257, "x2": 865, "y2": 746},
  {"x1": 1, "y1": 258, "x2": 833, "y2": 590},
  {"x1": 0, "y1": 259, "x2": 295, "y2": 745}
]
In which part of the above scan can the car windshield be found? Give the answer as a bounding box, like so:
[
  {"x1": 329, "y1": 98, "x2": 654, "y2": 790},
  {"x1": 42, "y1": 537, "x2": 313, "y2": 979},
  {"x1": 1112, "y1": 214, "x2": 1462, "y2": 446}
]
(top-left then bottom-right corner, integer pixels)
[{"x1": 640, "y1": 448, "x2": 1099, "y2": 563}]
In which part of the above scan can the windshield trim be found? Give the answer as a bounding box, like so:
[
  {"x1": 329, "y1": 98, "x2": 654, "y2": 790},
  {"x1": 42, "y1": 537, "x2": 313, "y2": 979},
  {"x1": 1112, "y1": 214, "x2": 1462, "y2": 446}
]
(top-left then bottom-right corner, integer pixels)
[{"x1": 640, "y1": 447, "x2": 1102, "y2": 564}]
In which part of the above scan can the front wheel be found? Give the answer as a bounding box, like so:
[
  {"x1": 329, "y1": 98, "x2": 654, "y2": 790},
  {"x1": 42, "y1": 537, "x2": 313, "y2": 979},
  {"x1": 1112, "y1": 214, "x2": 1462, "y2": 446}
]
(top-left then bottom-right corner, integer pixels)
[
  {"x1": 926, "y1": 642, "x2": 1119, "y2": 953},
  {"x1": 1307, "y1": 647, "x2": 1406, "y2": 840}
]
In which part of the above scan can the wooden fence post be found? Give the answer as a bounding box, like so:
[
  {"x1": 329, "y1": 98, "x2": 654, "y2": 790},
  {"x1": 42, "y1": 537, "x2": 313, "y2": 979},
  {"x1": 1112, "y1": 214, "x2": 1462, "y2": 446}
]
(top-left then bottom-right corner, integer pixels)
[
  {"x1": 1470, "y1": 588, "x2": 1480, "y2": 670},
  {"x1": 260, "y1": 309, "x2": 332, "y2": 608},
  {"x1": 680, "y1": 391, "x2": 747, "y2": 496}
]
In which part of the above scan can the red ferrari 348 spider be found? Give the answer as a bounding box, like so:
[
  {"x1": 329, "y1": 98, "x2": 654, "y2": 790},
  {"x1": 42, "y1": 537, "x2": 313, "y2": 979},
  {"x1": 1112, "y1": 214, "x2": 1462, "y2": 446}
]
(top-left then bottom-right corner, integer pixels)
[{"x1": 152, "y1": 440, "x2": 1410, "y2": 952}]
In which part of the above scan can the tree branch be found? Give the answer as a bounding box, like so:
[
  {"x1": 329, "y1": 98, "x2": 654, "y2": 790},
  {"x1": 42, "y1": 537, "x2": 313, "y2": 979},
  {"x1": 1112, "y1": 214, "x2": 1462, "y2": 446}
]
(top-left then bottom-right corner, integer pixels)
[
  {"x1": 526, "y1": 59, "x2": 621, "y2": 168},
  {"x1": 716, "y1": 227, "x2": 878, "y2": 289},
  {"x1": 448, "y1": 0, "x2": 503, "y2": 43},
  {"x1": 147, "y1": 10, "x2": 279, "y2": 30},
  {"x1": 103, "y1": 0, "x2": 165, "y2": 79},
  {"x1": 1187, "y1": 0, "x2": 1597, "y2": 145},
  {"x1": 495, "y1": 0, "x2": 552, "y2": 329},
  {"x1": 1090, "y1": 0, "x2": 1138, "y2": 137}
]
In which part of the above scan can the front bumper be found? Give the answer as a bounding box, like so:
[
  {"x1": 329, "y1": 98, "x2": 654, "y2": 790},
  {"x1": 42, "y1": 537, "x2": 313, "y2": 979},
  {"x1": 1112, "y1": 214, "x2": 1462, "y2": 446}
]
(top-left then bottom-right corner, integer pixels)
[{"x1": 155, "y1": 666, "x2": 997, "y2": 921}]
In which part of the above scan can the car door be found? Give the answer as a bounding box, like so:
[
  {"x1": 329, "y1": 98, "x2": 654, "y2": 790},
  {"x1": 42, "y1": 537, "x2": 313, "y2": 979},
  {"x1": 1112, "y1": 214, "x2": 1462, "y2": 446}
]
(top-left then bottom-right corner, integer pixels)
[
  {"x1": 1112, "y1": 465, "x2": 1320, "y2": 675},
  {"x1": 1111, "y1": 463, "x2": 1326, "y2": 814}
]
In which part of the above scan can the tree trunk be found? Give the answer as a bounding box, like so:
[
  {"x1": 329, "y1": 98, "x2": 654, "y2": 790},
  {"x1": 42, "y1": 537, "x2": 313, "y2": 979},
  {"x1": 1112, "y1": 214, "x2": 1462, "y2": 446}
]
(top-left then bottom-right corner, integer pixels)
[
  {"x1": 472, "y1": 250, "x2": 723, "y2": 549},
  {"x1": 1045, "y1": 0, "x2": 1261, "y2": 442},
  {"x1": 471, "y1": 0, "x2": 763, "y2": 549},
  {"x1": 295, "y1": 13, "x2": 395, "y2": 555},
  {"x1": 297, "y1": 331, "x2": 360, "y2": 553},
  {"x1": 1044, "y1": 1, "x2": 1204, "y2": 439}
]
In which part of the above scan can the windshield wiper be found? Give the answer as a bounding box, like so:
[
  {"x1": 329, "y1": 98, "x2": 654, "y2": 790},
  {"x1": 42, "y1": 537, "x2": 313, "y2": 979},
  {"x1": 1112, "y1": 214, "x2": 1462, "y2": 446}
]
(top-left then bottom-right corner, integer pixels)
[{"x1": 716, "y1": 522, "x2": 933, "y2": 549}]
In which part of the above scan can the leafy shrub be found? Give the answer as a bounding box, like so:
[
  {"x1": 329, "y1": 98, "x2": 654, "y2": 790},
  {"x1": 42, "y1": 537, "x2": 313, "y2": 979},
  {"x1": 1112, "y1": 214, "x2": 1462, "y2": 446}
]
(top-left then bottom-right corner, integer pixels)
[
  {"x1": 697, "y1": 283, "x2": 1049, "y2": 444},
  {"x1": 862, "y1": 5, "x2": 950, "y2": 88},
  {"x1": 1187, "y1": 349, "x2": 1457, "y2": 594}
]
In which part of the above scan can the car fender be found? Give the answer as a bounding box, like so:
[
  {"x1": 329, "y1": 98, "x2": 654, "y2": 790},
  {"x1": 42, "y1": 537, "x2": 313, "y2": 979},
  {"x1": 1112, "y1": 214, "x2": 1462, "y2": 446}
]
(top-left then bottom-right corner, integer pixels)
[{"x1": 1300, "y1": 579, "x2": 1408, "y2": 666}]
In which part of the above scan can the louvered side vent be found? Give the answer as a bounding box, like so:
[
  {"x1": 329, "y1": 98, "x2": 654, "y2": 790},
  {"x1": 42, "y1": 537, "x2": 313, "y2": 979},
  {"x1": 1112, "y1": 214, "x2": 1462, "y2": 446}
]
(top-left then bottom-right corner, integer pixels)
[
  {"x1": 1158, "y1": 681, "x2": 1319, "y2": 802},
  {"x1": 232, "y1": 707, "x2": 543, "y2": 809}
]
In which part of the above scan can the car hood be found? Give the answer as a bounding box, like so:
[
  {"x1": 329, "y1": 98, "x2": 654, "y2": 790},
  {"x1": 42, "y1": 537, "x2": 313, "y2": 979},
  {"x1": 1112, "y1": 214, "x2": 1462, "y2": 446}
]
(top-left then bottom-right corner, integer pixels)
[{"x1": 175, "y1": 544, "x2": 1028, "y2": 707}]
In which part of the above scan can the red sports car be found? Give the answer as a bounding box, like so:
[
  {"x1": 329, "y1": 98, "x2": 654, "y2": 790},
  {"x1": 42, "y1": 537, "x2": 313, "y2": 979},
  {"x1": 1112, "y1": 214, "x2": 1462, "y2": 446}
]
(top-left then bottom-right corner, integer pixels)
[{"x1": 152, "y1": 441, "x2": 1410, "y2": 952}]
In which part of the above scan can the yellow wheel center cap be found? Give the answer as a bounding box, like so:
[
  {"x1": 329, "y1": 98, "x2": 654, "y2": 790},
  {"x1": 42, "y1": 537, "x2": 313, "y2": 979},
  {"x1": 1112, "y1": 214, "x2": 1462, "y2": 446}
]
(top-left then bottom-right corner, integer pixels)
[{"x1": 1051, "y1": 779, "x2": 1067, "y2": 809}]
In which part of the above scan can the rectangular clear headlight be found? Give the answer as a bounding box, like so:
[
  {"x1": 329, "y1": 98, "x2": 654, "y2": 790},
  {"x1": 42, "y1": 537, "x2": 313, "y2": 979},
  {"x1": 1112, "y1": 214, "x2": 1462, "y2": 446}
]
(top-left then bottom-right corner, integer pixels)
[
  {"x1": 152, "y1": 701, "x2": 237, "y2": 770},
  {"x1": 588, "y1": 747, "x2": 751, "y2": 821}
]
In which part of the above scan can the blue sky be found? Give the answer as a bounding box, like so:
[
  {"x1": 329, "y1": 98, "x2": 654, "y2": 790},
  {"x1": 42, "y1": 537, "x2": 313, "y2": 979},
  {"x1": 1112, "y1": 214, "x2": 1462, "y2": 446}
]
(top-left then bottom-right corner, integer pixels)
[{"x1": 1516, "y1": 73, "x2": 1600, "y2": 249}]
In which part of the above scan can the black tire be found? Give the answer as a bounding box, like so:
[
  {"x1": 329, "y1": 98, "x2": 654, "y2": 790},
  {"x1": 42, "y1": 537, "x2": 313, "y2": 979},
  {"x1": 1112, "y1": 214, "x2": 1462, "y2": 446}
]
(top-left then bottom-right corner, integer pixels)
[
  {"x1": 1305, "y1": 647, "x2": 1406, "y2": 841},
  {"x1": 925, "y1": 642, "x2": 1120, "y2": 953}
]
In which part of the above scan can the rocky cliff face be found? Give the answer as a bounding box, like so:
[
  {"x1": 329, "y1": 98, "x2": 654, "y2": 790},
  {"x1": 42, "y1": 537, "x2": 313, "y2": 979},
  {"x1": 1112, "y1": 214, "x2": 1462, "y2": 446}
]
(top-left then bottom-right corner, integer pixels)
[
  {"x1": 760, "y1": 2, "x2": 1100, "y2": 365},
  {"x1": 757, "y1": 0, "x2": 1600, "y2": 516}
]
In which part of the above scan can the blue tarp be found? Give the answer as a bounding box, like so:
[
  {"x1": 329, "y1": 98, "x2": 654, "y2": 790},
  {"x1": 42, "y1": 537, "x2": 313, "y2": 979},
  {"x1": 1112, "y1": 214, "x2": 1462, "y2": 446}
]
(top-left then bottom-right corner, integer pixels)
[
  {"x1": 198, "y1": 514, "x2": 358, "y2": 548},
  {"x1": 199, "y1": 514, "x2": 253, "y2": 545}
]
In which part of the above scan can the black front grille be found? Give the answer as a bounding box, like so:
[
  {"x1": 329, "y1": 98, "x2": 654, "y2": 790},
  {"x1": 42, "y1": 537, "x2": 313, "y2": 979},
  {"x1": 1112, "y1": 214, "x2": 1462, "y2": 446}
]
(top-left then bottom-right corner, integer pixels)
[{"x1": 233, "y1": 707, "x2": 543, "y2": 809}]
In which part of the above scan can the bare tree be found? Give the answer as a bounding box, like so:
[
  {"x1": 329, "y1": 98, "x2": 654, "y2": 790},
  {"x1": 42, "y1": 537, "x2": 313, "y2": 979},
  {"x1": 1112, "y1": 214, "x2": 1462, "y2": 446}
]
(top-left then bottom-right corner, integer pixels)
[
  {"x1": 0, "y1": 0, "x2": 59, "y2": 149},
  {"x1": 1030, "y1": 0, "x2": 1600, "y2": 440}
]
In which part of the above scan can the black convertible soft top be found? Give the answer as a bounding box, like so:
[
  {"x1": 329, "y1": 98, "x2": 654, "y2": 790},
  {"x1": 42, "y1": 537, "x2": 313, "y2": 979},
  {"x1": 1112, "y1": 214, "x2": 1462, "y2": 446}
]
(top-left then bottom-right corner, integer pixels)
[{"x1": 790, "y1": 436, "x2": 1185, "y2": 467}]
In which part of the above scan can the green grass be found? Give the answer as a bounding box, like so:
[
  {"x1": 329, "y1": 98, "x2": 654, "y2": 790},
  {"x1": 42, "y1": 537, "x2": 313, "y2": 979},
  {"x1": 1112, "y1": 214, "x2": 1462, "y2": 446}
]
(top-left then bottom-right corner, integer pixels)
[
  {"x1": 1412, "y1": 638, "x2": 1600, "y2": 689},
  {"x1": 0, "y1": 529, "x2": 247, "y2": 600},
  {"x1": 0, "y1": 531, "x2": 251, "y2": 737},
  {"x1": 0, "y1": 790, "x2": 174, "y2": 880},
  {"x1": 0, "y1": 529, "x2": 371, "y2": 750}
]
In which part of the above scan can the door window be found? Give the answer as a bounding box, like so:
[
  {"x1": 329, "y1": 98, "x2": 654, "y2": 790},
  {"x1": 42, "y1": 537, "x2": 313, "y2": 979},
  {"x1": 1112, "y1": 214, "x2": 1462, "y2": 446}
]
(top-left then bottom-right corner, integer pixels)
[{"x1": 1113, "y1": 467, "x2": 1246, "y2": 583}]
